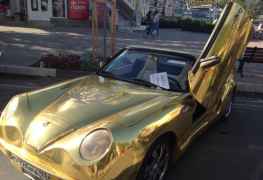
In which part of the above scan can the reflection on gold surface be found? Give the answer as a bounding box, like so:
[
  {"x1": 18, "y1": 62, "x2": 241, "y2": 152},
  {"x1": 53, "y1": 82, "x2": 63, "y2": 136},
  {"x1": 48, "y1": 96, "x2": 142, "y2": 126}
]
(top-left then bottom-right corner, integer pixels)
[
  {"x1": 58, "y1": 98, "x2": 76, "y2": 112},
  {"x1": 0, "y1": 2, "x2": 253, "y2": 180}
]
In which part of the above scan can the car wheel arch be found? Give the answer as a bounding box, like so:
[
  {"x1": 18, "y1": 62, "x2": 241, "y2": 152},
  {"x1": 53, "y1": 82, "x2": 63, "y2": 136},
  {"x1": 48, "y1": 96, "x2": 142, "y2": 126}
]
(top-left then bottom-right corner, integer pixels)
[
  {"x1": 136, "y1": 131, "x2": 178, "y2": 180},
  {"x1": 145, "y1": 131, "x2": 178, "y2": 161}
]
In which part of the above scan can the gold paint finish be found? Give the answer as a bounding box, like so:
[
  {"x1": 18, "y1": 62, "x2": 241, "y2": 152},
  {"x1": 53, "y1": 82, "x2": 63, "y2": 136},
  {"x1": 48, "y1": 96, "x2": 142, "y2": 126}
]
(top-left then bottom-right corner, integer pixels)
[
  {"x1": 189, "y1": 2, "x2": 252, "y2": 108},
  {"x1": 0, "y1": 2, "x2": 252, "y2": 180}
]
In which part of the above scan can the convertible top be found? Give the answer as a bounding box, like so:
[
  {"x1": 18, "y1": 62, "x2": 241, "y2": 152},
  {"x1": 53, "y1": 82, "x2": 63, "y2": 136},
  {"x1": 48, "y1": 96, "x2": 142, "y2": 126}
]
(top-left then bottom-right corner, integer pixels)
[{"x1": 126, "y1": 45, "x2": 198, "y2": 62}]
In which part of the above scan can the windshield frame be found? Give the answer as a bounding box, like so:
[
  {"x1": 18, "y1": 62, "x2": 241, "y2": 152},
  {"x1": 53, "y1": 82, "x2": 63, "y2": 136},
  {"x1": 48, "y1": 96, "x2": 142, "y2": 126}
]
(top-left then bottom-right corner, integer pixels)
[{"x1": 97, "y1": 47, "x2": 196, "y2": 93}]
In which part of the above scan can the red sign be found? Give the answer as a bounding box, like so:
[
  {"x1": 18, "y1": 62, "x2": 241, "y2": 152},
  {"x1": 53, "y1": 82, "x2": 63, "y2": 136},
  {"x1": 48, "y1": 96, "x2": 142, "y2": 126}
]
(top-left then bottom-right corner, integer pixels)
[
  {"x1": 0, "y1": 4, "x2": 8, "y2": 13},
  {"x1": 68, "y1": 0, "x2": 89, "y2": 20}
]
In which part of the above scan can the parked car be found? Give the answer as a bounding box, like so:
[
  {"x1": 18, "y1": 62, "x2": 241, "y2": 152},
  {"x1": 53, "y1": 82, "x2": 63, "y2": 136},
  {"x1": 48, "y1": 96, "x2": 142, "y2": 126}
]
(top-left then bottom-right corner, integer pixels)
[
  {"x1": 0, "y1": 2, "x2": 252, "y2": 180},
  {"x1": 254, "y1": 23, "x2": 263, "y2": 39}
]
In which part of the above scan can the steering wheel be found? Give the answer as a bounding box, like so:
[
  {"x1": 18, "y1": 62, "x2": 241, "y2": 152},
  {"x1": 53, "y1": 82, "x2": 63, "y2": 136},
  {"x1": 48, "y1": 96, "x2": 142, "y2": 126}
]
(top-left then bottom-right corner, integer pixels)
[{"x1": 168, "y1": 76, "x2": 183, "y2": 91}]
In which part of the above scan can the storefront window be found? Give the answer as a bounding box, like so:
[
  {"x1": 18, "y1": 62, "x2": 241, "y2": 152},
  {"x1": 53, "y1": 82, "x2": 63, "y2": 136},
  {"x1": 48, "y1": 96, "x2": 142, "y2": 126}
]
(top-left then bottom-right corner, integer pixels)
[
  {"x1": 31, "y1": 0, "x2": 38, "y2": 11},
  {"x1": 41, "y1": 0, "x2": 48, "y2": 11},
  {"x1": 53, "y1": 0, "x2": 65, "y2": 17}
]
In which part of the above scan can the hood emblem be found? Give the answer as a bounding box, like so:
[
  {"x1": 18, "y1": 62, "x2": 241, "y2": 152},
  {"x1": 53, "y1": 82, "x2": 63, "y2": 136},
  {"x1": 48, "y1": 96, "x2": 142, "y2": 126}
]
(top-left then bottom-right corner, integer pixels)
[
  {"x1": 42, "y1": 121, "x2": 51, "y2": 127},
  {"x1": 68, "y1": 87, "x2": 127, "y2": 105}
]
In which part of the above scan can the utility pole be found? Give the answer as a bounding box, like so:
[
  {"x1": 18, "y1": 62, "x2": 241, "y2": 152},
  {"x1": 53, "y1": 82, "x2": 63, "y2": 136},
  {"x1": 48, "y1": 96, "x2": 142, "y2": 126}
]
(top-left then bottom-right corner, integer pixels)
[
  {"x1": 103, "y1": 2, "x2": 108, "y2": 61},
  {"x1": 91, "y1": 0, "x2": 99, "y2": 61},
  {"x1": 111, "y1": 0, "x2": 117, "y2": 56},
  {"x1": 92, "y1": 0, "x2": 116, "y2": 60}
]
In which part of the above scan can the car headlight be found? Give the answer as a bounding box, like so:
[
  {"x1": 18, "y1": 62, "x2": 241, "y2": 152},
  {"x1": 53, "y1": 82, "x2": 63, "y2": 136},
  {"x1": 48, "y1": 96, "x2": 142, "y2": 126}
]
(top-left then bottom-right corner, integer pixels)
[
  {"x1": 80, "y1": 129, "x2": 113, "y2": 161},
  {"x1": 1, "y1": 97, "x2": 19, "y2": 120}
]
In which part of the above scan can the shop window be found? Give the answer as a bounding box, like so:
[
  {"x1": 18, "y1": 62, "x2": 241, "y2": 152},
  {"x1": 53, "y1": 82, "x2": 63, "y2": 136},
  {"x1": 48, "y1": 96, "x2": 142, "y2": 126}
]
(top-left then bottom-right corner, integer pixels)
[
  {"x1": 31, "y1": 0, "x2": 38, "y2": 11},
  {"x1": 41, "y1": 0, "x2": 48, "y2": 11},
  {"x1": 53, "y1": 0, "x2": 65, "y2": 17}
]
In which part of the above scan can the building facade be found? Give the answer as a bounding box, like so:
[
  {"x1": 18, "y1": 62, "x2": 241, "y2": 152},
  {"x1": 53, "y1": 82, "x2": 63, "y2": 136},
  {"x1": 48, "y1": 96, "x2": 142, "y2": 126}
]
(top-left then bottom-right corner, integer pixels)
[
  {"x1": 190, "y1": 4, "x2": 221, "y2": 22},
  {"x1": 0, "y1": 0, "x2": 90, "y2": 21},
  {"x1": 144, "y1": 0, "x2": 186, "y2": 17},
  {"x1": 174, "y1": 0, "x2": 187, "y2": 16},
  {"x1": 27, "y1": 0, "x2": 89, "y2": 21}
]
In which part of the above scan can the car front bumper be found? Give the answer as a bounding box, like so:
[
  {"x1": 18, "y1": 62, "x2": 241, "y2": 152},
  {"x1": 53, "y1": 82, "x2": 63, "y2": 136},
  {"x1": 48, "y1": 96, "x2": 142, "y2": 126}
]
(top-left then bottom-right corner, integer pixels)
[{"x1": 0, "y1": 139, "x2": 142, "y2": 180}]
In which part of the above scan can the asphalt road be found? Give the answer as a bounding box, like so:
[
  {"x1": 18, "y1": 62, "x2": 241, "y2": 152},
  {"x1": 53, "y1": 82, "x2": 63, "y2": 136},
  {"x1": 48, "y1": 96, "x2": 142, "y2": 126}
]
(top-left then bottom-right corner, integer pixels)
[
  {"x1": 0, "y1": 26, "x2": 209, "y2": 66},
  {"x1": 0, "y1": 76, "x2": 263, "y2": 180}
]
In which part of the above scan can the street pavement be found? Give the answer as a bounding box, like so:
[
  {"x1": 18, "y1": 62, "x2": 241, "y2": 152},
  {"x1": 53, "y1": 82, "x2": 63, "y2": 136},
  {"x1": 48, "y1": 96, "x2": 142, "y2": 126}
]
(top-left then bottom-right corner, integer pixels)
[
  {"x1": 1, "y1": 25, "x2": 263, "y2": 94},
  {"x1": 168, "y1": 96, "x2": 263, "y2": 180},
  {"x1": 0, "y1": 75, "x2": 263, "y2": 180},
  {"x1": 0, "y1": 24, "x2": 263, "y2": 180},
  {"x1": 0, "y1": 25, "x2": 209, "y2": 66},
  {"x1": 248, "y1": 40, "x2": 263, "y2": 48}
]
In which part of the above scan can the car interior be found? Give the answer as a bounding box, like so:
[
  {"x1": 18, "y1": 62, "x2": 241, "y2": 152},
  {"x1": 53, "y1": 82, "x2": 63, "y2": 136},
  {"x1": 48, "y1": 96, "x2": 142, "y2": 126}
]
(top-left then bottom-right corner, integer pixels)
[{"x1": 103, "y1": 48, "x2": 196, "y2": 92}]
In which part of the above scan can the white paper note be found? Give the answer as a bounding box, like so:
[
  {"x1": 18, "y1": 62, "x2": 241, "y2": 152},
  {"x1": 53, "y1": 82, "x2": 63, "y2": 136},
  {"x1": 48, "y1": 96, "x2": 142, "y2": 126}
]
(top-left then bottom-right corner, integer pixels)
[{"x1": 150, "y1": 72, "x2": 170, "y2": 89}]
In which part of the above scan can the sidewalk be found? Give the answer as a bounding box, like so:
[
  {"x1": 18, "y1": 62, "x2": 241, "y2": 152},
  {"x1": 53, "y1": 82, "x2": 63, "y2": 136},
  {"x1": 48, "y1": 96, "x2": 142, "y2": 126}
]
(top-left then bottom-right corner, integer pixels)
[
  {"x1": 248, "y1": 40, "x2": 263, "y2": 48},
  {"x1": 236, "y1": 39, "x2": 263, "y2": 94},
  {"x1": 0, "y1": 24, "x2": 263, "y2": 94},
  {"x1": 0, "y1": 25, "x2": 208, "y2": 66}
]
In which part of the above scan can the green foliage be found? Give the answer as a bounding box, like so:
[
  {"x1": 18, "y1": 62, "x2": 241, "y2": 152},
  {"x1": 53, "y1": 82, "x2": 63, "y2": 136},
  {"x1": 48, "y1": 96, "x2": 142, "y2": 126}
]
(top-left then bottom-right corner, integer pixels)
[
  {"x1": 158, "y1": 17, "x2": 215, "y2": 33},
  {"x1": 217, "y1": 0, "x2": 229, "y2": 8},
  {"x1": 217, "y1": 0, "x2": 247, "y2": 8},
  {"x1": 80, "y1": 49, "x2": 100, "y2": 71}
]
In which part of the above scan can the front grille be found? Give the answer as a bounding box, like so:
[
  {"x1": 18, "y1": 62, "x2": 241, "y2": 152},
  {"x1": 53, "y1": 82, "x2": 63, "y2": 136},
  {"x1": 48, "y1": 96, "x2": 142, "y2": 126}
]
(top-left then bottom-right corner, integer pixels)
[{"x1": 10, "y1": 153, "x2": 51, "y2": 180}]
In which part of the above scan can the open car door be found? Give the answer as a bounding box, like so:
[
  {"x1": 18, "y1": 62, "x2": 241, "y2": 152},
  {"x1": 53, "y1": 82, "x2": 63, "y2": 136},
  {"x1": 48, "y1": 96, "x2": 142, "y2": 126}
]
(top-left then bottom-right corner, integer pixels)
[{"x1": 188, "y1": 1, "x2": 253, "y2": 108}]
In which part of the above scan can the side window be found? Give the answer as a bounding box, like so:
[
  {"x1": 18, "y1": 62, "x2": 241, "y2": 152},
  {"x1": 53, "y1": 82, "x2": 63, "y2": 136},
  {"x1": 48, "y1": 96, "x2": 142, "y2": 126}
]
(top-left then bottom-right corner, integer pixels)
[
  {"x1": 41, "y1": 0, "x2": 48, "y2": 11},
  {"x1": 31, "y1": 0, "x2": 38, "y2": 11}
]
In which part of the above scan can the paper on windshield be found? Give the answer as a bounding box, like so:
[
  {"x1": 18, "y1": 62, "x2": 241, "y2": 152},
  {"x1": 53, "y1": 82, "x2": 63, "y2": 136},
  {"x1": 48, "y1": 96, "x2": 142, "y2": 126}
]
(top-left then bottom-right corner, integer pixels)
[{"x1": 150, "y1": 72, "x2": 170, "y2": 89}]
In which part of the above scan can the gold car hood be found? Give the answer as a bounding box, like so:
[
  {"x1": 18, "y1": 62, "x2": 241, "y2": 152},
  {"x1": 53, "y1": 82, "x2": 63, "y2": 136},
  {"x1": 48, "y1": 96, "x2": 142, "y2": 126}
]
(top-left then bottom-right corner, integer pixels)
[{"x1": 22, "y1": 75, "x2": 172, "y2": 151}]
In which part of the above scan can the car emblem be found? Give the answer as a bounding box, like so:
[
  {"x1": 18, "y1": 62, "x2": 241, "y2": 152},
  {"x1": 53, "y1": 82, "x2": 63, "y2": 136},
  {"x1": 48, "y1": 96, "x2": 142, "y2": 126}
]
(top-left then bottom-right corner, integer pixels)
[{"x1": 42, "y1": 121, "x2": 51, "y2": 127}]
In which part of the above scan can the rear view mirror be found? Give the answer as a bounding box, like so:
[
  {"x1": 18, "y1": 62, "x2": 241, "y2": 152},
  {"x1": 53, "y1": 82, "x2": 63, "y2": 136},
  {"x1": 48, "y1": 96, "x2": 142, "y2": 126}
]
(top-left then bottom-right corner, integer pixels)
[{"x1": 200, "y1": 56, "x2": 220, "y2": 69}]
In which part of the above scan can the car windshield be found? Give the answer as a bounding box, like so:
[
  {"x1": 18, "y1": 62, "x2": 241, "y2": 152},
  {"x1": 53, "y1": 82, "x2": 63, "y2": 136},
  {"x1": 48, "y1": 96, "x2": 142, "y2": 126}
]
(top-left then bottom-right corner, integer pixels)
[{"x1": 99, "y1": 49, "x2": 193, "y2": 92}]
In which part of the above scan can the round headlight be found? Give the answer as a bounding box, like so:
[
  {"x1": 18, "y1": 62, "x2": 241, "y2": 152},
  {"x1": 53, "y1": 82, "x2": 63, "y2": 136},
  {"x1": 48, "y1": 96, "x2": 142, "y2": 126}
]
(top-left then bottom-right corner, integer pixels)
[
  {"x1": 80, "y1": 129, "x2": 113, "y2": 161},
  {"x1": 1, "y1": 97, "x2": 19, "y2": 120}
]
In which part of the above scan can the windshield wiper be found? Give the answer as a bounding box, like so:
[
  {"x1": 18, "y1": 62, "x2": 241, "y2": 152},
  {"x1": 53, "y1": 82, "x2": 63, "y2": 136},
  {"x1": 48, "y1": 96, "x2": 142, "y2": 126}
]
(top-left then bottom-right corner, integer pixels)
[
  {"x1": 97, "y1": 71, "x2": 119, "y2": 79},
  {"x1": 131, "y1": 78, "x2": 161, "y2": 89},
  {"x1": 131, "y1": 78, "x2": 176, "y2": 92}
]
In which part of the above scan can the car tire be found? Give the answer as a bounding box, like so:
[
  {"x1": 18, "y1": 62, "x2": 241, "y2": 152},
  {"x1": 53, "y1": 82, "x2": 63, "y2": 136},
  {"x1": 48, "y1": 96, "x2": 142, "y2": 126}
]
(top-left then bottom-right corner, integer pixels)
[{"x1": 136, "y1": 136, "x2": 172, "y2": 180}]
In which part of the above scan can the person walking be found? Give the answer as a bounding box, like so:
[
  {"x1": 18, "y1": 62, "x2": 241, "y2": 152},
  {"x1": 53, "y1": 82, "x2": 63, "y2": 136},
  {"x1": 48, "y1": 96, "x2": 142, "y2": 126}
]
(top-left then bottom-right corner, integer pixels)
[
  {"x1": 145, "y1": 10, "x2": 153, "y2": 37},
  {"x1": 152, "y1": 10, "x2": 160, "y2": 38}
]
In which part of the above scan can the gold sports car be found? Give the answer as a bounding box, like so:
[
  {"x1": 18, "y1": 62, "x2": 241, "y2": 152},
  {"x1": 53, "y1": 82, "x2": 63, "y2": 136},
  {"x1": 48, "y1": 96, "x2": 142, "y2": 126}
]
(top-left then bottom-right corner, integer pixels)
[{"x1": 0, "y1": 2, "x2": 252, "y2": 180}]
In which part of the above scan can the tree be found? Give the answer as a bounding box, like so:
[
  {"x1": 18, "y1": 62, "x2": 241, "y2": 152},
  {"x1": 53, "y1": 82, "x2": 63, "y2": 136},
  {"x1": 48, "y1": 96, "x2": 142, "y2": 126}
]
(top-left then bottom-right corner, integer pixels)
[
  {"x1": 252, "y1": 1, "x2": 263, "y2": 16},
  {"x1": 217, "y1": 0, "x2": 228, "y2": 8},
  {"x1": 217, "y1": 0, "x2": 262, "y2": 17}
]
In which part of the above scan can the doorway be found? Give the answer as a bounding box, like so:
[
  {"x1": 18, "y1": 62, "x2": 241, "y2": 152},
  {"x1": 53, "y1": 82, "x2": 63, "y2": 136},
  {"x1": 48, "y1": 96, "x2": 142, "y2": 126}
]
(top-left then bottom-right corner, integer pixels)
[
  {"x1": 27, "y1": 0, "x2": 52, "y2": 20},
  {"x1": 52, "y1": 0, "x2": 65, "y2": 17}
]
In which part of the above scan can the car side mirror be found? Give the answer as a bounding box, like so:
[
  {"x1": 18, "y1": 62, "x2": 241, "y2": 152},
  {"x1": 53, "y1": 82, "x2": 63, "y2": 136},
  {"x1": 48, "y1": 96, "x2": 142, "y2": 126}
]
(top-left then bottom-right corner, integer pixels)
[
  {"x1": 99, "y1": 61, "x2": 105, "y2": 68},
  {"x1": 200, "y1": 56, "x2": 220, "y2": 69},
  {"x1": 99, "y1": 57, "x2": 112, "y2": 68}
]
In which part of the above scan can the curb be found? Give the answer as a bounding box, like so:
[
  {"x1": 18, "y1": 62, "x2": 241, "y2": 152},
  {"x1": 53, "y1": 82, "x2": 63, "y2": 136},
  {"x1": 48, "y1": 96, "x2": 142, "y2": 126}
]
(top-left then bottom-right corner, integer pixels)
[
  {"x1": 0, "y1": 65, "x2": 262, "y2": 95},
  {"x1": 0, "y1": 65, "x2": 56, "y2": 77}
]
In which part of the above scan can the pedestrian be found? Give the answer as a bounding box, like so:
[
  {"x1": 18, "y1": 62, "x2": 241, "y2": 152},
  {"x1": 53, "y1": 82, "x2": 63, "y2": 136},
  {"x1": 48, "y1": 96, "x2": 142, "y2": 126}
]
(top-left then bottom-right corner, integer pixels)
[
  {"x1": 152, "y1": 10, "x2": 160, "y2": 38},
  {"x1": 145, "y1": 10, "x2": 153, "y2": 37}
]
